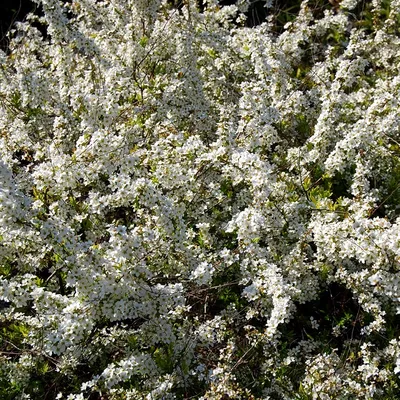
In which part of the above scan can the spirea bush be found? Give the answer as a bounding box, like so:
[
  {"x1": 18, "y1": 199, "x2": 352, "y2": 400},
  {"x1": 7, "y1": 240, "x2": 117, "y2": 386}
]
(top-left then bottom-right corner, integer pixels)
[{"x1": 2, "y1": 0, "x2": 400, "y2": 398}]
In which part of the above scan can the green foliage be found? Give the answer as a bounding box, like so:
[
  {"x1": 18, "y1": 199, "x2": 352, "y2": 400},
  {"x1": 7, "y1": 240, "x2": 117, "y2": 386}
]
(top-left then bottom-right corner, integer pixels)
[{"x1": 153, "y1": 343, "x2": 175, "y2": 373}]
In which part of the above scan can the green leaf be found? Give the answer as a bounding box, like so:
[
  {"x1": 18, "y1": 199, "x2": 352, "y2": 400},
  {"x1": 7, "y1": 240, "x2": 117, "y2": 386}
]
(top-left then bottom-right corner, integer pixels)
[{"x1": 139, "y1": 36, "x2": 149, "y2": 47}]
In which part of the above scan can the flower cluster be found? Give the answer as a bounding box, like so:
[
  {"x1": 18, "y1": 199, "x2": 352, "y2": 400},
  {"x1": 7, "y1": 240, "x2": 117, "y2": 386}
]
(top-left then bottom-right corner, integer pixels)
[{"x1": 1, "y1": 0, "x2": 400, "y2": 398}]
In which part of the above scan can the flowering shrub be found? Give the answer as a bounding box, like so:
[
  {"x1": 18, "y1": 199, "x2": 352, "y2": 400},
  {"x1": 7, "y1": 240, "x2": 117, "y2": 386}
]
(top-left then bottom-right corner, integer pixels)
[{"x1": 1, "y1": 0, "x2": 400, "y2": 398}]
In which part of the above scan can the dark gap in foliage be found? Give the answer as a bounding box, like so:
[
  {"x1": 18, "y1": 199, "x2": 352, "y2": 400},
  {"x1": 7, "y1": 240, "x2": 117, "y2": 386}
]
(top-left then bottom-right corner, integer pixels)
[
  {"x1": 269, "y1": 282, "x2": 369, "y2": 391},
  {"x1": 0, "y1": 0, "x2": 45, "y2": 53},
  {"x1": 0, "y1": 0, "x2": 30, "y2": 51},
  {"x1": 285, "y1": 282, "x2": 364, "y2": 353}
]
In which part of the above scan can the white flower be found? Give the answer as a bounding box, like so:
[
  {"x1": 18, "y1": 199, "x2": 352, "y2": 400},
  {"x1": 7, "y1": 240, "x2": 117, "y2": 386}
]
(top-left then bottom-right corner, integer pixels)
[{"x1": 190, "y1": 262, "x2": 214, "y2": 285}]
